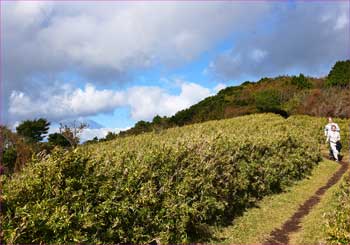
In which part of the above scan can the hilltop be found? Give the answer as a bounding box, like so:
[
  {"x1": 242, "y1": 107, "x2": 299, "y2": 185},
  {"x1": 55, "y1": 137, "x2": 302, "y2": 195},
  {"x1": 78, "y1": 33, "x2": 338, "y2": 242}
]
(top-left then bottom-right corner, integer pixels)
[{"x1": 112, "y1": 60, "x2": 349, "y2": 138}]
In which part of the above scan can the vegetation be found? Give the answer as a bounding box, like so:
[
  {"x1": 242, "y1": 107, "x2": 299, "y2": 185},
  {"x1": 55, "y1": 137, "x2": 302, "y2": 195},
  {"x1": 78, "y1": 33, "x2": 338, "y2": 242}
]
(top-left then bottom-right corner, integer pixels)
[
  {"x1": 0, "y1": 126, "x2": 33, "y2": 174},
  {"x1": 16, "y1": 118, "x2": 50, "y2": 143},
  {"x1": 48, "y1": 133, "x2": 71, "y2": 148},
  {"x1": 1, "y1": 59, "x2": 349, "y2": 243},
  {"x1": 326, "y1": 60, "x2": 350, "y2": 87},
  {"x1": 211, "y1": 159, "x2": 340, "y2": 244},
  {"x1": 325, "y1": 173, "x2": 350, "y2": 244},
  {"x1": 1, "y1": 114, "x2": 323, "y2": 243},
  {"x1": 254, "y1": 89, "x2": 282, "y2": 113},
  {"x1": 114, "y1": 60, "x2": 349, "y2": 139},
  {"x1": 291, "y1": 73, "x2": 312, "y2": 89},
  {"x1": 59, "y1": 121, "x2": 88, "y2": 148}
]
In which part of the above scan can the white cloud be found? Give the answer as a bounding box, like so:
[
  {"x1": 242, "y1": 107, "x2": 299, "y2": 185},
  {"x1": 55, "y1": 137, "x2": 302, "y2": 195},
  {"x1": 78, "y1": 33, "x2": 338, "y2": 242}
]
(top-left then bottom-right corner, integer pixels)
[
  {"x1": 334, "y1": 14, "x2": 348, "y2": 30},
  {"x1": 250, "y1": 49, "x2": 268, "y2": 62},
  {"x1": 126, "y1": 82, "x2": 211, "y2": 120},
  {"x1": 9, "y1": 81, "x2": 223, "y2": 123},
  {"x1": 1, "y1": 1, "x2": 273, "y2": 126},
  {"x1": 2, "y1": 1, "x2": 271, "y2": 85},
  {"x1": 9, "y1": 84, "x2": 125, "y2": 121}
]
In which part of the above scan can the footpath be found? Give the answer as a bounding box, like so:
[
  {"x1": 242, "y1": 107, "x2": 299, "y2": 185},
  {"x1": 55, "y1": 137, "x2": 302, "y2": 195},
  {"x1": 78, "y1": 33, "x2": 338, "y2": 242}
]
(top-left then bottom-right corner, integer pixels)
[{"x1": 210, "y1": 151, "x2": 349, "y2": 244}]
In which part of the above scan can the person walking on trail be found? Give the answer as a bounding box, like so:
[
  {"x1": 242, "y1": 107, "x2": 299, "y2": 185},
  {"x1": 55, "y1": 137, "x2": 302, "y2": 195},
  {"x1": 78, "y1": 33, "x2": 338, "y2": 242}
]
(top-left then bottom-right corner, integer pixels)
[
  {"x1": 326, "y1": 125, "x2": 341, "y2": 162},
  {"x1": 324, "y1": 117, "x2": 340, "y2": 137},
  {"x1": 324, "y1": 117, "x2": 340, "y2": 159}
]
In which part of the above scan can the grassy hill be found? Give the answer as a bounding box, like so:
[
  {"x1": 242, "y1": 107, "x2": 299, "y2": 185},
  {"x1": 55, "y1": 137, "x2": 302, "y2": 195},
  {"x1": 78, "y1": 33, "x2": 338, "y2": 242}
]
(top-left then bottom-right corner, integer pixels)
[
  {"x1": 2, "y1": 115, "x2": 350, "y2": 243},
  {"x1": 0, "y1": 114, "x2": 327, "y2": 243},
  {"x1": 112, "y1": 60, "x2": 349, "y2": 139}
]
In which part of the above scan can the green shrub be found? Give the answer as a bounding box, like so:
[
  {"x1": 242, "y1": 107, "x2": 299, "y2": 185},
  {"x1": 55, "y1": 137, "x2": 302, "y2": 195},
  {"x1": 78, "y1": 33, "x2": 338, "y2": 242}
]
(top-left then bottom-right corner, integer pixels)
[
  {"x1": 325, "y1": 174, "x2": 350, "y2": 244},
  {"x1": 255, "y1": 90, "x2": 281, "y2": 112},
  {"x1": 1, "y1": 114, "x2": 322, "y2": 243},
  {"x1": 326, "y1": 60, "x2": 350, "y2": 87},
  {"x1": 291, "y1": 74, "x2": 312, "y2": 89}
]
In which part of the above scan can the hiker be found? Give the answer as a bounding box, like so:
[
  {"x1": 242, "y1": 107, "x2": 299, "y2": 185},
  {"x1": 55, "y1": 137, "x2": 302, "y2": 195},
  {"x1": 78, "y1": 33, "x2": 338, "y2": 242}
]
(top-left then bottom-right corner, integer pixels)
[
  {"x1": 324, "y1": 117, "x2": 340, "y2": 159},
  {"x1": 326, "y1": 124, "x2": 341, "y2": 162},
  {"x1": 324, "y1": 117, "x2": 340, "y2": 137}
]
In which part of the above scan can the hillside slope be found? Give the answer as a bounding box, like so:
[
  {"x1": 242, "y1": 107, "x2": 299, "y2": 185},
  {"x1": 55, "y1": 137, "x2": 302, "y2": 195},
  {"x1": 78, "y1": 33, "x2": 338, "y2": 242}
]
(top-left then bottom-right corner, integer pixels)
[
  {"x1": 115, "y1": 60, "x2": 349, "y2": 139},
  {"x1": 1, "y1": 114, "x2": 323, "y2": 243}
]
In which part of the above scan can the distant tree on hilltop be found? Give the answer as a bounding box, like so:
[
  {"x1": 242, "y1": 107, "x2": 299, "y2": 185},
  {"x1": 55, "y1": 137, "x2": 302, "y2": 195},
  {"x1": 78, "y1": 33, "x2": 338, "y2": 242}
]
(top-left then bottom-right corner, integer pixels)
[
  {"x1": 16, "y1": 118, "x2": 50, "y2": 143},
  {"x1": 291, "y1": 73, "x2": 312, "y2": 89},
  {"x1": 48, "y1": 133, "x2": 71, "y2": 147},
  {"x1": 326, "y1": 60, "x2": 350, "y2": 87},
  {"x1": 59, "y1": 121, "x2": 88, "y2": 148}
]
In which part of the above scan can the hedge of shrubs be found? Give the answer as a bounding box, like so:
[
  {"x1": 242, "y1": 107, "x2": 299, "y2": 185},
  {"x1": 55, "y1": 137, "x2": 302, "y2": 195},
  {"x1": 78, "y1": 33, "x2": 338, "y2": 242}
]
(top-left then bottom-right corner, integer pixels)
[
  {"x1": 325, "y1": 174, "x2": 350, "y2": 244},
  {"x1": 1, "y1": 114, "x2": 322, "y2": 243}
]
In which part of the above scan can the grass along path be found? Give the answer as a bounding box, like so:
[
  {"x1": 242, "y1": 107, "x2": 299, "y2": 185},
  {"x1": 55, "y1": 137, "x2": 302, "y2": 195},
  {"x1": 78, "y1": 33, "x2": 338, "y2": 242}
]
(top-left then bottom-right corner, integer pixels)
[
  {"x1": 209, "y1": 158, "x2": 346, "y2": 244},
  {"x1": 289, "y1": 152, "x2": 350, "y2": 244},
  {"x1": 265, "y1": 156, "x2": 349, "y2": 244}
]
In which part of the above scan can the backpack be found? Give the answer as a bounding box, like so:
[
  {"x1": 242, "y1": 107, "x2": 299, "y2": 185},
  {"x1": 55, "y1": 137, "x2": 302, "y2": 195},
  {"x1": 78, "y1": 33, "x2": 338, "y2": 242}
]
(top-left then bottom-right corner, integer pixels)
[{"x1": 336, "y1": 141, "x2": 342, "y2": 152}]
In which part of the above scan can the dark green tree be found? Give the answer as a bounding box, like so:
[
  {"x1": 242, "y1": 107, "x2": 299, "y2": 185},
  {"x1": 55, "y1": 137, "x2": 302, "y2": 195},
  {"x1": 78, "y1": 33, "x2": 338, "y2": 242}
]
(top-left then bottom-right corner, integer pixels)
[
  {"x1": 105, "y1": 132, "x2": 117, "y2": 141},
  {"x1": 16, "y1": 118, "x2": 50, "y2": 143},
  {"x1": 291, "y1": 73, "x2": 312, "y2": 89},
  {"x1": 326, "y1": 60, "x2": 350, "y2": 87},
  {"x1": 152, "y1": 115, "x2": 162, "y2": 124},
  {"x1": 1, "y1": 126, "x2": 33, "y2": 174},
  {"x1": 2, "y1": 146, "x2": 17, "y2": 174},
  {"x1": 48, "y1": 133, "x2": 71, "y2": 147},
  {"x1": 255, "y1": 89, "x2": 282, "y2": 112},
  {"x1": 255, "y1": 90, "x2": 289, "y2": 117}
]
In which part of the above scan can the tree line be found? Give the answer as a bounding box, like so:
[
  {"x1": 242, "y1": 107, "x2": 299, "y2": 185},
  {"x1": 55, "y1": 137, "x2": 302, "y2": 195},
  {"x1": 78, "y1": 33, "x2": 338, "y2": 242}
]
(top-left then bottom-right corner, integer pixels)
[{"x1": 0, "y1": 119, "x2": 87, "y2": 175}]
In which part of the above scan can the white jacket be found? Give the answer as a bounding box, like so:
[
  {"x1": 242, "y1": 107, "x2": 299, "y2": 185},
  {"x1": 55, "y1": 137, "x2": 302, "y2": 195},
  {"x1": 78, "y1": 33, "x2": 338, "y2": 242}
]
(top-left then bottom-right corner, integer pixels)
[
  {"x1": 324, "y1": 123, "x2": 340, "y2": 137},
  {"x1": 326, "y1": 130, "x2": 340, "y2": 144}
]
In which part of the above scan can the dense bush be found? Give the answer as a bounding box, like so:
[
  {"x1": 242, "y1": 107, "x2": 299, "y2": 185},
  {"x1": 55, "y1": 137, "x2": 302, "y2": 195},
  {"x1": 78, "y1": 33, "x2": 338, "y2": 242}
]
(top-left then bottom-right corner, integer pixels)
[
  {"x1": 326, "y1": 60, "x2": 350, "y2": 87},
  {"x1": 291, "y1": 74, "x2": 312, "y2": 89},
  {"x1": 1, "y1": 114, "x2": 322, "y2": 243},
  {"x1": 325, "y1": 174, "x2": 350, "y2": 244},
  {"x1": 254, "y1": 89, "x2": 281, "y2": 112}
]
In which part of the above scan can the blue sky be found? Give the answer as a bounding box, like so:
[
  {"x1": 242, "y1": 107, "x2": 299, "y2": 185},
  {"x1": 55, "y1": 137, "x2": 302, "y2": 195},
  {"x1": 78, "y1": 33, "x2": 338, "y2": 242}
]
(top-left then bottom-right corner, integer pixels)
[{"x1": 1, "y1": 1, "x2": 349, "y2": 140}]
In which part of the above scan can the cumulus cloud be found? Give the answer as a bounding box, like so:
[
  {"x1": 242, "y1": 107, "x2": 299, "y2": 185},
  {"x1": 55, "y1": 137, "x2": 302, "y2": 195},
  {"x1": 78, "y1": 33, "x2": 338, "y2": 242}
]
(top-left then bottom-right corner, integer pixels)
[
  {"x1": 126, "y1": 82, "x2": 211, "y2": 120},
  {"x1": 2, "y1": 1, "x2": 271, "y2": 86},
  {"x1": 9, "y1": 84, "x2": 125, "y2": 121},
  {"x1": 208, "y1": 2, "x2": 349, "y2": 80},
  {"x1": 1, "y1": 1, "x2": 272, "y2": 125},
  {"x1": 3, "y1": 1, "x2": 348, "y2": 128},
  {"x1": 9, "y1": 81, "x2": 219, "y2": 123}
]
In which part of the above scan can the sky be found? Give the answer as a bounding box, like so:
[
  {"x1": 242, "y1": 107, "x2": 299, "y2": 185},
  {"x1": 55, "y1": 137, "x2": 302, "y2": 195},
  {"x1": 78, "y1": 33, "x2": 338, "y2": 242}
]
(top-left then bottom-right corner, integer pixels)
[{"x1": 1, "y1": 0, "x2": 349, "y2": 141}]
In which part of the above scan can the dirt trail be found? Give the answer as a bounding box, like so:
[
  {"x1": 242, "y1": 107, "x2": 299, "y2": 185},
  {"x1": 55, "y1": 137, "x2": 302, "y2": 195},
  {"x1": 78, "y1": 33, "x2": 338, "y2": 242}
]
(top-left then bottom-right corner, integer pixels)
[{"x1": 264, "y1": 158, "x2": 349, "y2": 244}]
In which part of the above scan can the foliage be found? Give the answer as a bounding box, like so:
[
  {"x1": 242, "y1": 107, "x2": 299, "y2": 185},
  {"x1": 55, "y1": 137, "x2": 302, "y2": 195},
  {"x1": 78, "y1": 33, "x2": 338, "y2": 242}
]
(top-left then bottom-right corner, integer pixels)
[
  {"x1": 254, "y1": 89, "x2": 282, "y2": 112},
  {"x1": 118, "y1": 60, "x2": 348, "y2": 138},
  {"x1": 16, "y1": 118, "x2": 50, "y2": 143},
  {"x1": 48, "y1": 133, "x2": 71, "y2": 148},
  {"x1": 2, "y1": 146, "x2": 17, "y2": 173},
  {"x1": 105, "y1": 132, "x2": 118, "y2": 141},
  {"x1": 325, "y1": 174, "x2": 350, "y2": 244},
  {"x1": 1, "y1": 114, "x2": 323, "y2": 244},
  {"x1": 59, "y1": 121, "x2": 88, "y2": 148},
  {"x1": 0, "y1": 126, "x2": 33, "y2": 174},
  {"x1": 291, "y1": 74, "x2": 312, "y2": 89},
  {"x1": 326, "y1": 60, "x2": 350, "y2": 87}
]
